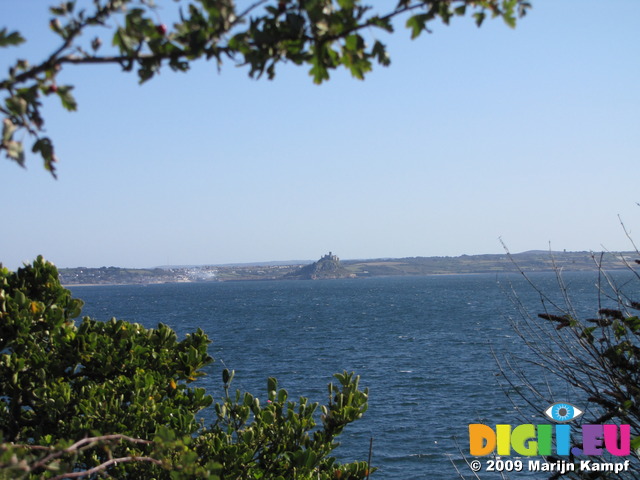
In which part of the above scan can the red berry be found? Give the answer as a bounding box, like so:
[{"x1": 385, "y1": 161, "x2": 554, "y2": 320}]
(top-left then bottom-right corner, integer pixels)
[
  {"x1": 48, "y1": 84, "x2": 58, "y2": 94},
  {"x1": 157, "y1": 24, "x2": 167, "y2": 36}
]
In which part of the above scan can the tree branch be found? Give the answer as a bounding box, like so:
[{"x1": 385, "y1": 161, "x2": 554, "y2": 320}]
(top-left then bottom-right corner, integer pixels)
[
  {"x1": 29, "y1": 434, "x2": 153, "y2": 473},
  {"x1": 49, "y1": 455, "x2": 163, "y2": 480}
]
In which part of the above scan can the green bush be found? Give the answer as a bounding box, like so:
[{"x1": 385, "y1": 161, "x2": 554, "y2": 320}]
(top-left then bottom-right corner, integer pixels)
[{"x1": 0, "y1": 258, "x2": 371, "y2": 479}]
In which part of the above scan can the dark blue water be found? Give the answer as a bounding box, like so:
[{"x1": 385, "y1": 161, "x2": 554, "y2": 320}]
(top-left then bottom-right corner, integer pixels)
[{"x1": 69, "y1": 272, "x2": 634, "y2": 479}]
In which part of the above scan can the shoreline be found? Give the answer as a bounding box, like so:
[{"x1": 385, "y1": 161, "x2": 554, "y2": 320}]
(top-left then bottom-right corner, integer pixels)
[{"x1": 62, "y1": 267, "x2": 633, "y2": 288}]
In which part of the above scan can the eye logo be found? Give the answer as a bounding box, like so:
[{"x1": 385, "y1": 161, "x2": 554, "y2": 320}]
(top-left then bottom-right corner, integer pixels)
[
  {"x1": 470, "y1": 402, "x2": 631, "y2": 457},
  {"x1": 544, "y1": 402, "x2": 583, "y2": 423}
]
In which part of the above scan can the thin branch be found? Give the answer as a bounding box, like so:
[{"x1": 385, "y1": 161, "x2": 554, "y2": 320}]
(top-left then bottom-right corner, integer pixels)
[
  {"x1": 49, "y1": 455, "x2": 163, "y2": 480},
  {"x1": 29, "y1": 434, "x2": 153, "y2": 472},
  {"x1": 620, "y1": 214, "x2": 640, "y2": 255},
  {"x1": 236, "y1": 0, "x2": 270, "y2": 21}
]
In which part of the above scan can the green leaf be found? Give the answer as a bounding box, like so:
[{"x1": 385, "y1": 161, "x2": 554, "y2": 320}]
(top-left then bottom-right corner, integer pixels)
[
  {"x1": 368, "y1": 16, "x2": 393, "y2": 33},
  {"x1": 406, "y1": 14, "x2": 431, "y2": 39},
  {"x1": 473, "y1": 11, "x2": 486, "y2": 27},
  {"x1": 13, "y1": 290, "x2": 27, "y2": 306},
  {"x1": 32, "y1": 137, "x2": 51, "y2": 153},
  {"x1": 503, "y1": 13, "x2": 517, "y2": 28},
  {"x1": 31, "y1": 136, "x2": 58, "y2": 176},
  {"x1": 6, "y1": 140, "x2": 25, "y2": 166},
  {"x1": 2, "y1": 118, "x2": 16, "y2": 143},
  {"x1": 309, "y1": 61, "x2": 329, "y2": 84},
  {"x1": 267, "y1": 376, "x2": 277, "y2": 393},
  {"x1": 56, "y1": 86, "x2": 77, "y2": 111},
  {"x1": 345, "y1": 34, "x2": 360, "y2": 51},
  {"x1": 337, "y1": 0, "x2": 356, "y2": 9},
  {"x1": 6, "y1": 96, "x2": 28, "y2": 116},
  {"x1": 371, "y1": 40, "x2": 390, "y2": 67},
  {"x1": 0, "y1": 28, "x2": 26, "y2": 48}
]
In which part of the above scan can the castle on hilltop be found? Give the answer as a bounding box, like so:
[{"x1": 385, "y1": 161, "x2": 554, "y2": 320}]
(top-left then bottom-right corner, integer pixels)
[{"x1": 321, "y1": 252, "x2": 339, "y2": 262}]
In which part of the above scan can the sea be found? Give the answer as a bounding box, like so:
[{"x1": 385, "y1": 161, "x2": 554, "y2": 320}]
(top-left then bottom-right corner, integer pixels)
[{"x1": 68, "y1": 271, "x2": 638, "y2": 479}]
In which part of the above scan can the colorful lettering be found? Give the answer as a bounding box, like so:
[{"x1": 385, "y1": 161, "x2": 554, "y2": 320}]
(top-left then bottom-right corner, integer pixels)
[{"x1": 469, "y1": 424, "x2": 631, "y2": 457}]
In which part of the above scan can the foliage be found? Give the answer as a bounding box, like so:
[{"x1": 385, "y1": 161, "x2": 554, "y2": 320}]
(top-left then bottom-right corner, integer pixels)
[
  {"x1": 0, "y1": 256, "x2": 215, "y2": 477},
  {"x1": 0, "y1": 257, "x2": 371, "y2": 478},
  {"x1": 496, "y1": 249, "x2": 640, "y2": 479},
  {"x1": 1, "y1": 0, "x2": 531, "y2": 175},
  {"x1": 0, "y1": 433, "x2": 200, "y2": 479},
  {"x1": 195, "y1": 371, "x2": 370, "y2": 479}
]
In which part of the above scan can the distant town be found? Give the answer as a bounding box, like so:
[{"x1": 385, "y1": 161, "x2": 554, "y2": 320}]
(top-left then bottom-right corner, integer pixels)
[{"x1": 57, "y1": 250, "x2": 639, "y2": 286}]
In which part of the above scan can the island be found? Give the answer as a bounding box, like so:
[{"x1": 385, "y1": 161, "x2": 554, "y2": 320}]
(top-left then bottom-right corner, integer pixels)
[{"x1": 284, "y1": 252, "x2": 355, "y2": 280}]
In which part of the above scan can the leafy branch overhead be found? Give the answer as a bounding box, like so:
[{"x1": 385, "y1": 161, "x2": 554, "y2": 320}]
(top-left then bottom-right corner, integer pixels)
[{"x1": 1, "y1": 0, "x2": 531, "y2": 176}]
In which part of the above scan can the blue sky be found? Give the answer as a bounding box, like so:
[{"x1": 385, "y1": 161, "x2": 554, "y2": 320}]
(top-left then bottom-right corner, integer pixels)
[{"x1": 1, "y1": 1, "x2": 639, "y2": 269}]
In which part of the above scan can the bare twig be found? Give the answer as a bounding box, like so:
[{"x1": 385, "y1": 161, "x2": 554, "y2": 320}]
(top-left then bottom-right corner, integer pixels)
[{"x1": 50, "y1": 455, "x2": 163, "y2": 480}]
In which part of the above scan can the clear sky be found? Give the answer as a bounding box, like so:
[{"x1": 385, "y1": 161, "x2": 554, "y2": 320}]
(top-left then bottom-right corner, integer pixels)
[{"x1": 1, "y1": 1, "x2": 639, "y2": 269}]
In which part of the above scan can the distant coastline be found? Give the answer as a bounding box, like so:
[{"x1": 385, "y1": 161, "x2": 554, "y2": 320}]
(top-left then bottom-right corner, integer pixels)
[{"x1": 59, "y1": 250, "x2": 639, "y2": 286}]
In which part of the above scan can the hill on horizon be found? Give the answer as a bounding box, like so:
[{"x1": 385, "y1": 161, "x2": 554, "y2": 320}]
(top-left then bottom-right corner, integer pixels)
[{"x1": 57, "y1": 250, "x2": 639, "y2": 285}]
